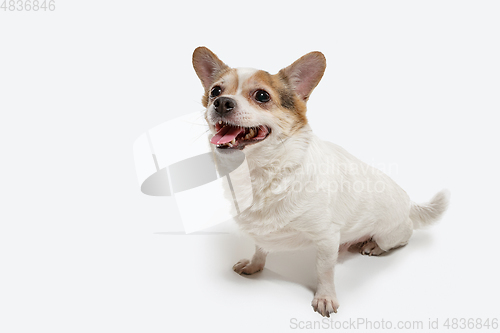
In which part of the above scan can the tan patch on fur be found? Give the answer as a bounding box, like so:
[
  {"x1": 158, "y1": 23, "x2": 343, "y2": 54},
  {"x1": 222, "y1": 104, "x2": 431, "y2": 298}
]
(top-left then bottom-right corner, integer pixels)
[{"x1": 247, "y1": 70, "x2": 308, "y2": 136}]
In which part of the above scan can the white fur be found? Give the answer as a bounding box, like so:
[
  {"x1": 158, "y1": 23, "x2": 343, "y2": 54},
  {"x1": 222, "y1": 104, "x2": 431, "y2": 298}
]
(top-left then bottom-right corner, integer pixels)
[
  {"x1": 218, "y1": 122, "x2": 449, "y2": 316},
  {"x1": 235, "y1": 68, "x2": 257, "y2": 95}
]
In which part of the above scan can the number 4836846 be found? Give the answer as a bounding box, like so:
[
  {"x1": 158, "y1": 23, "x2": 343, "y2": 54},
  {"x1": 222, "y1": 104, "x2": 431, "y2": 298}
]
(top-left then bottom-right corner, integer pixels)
[{"x1": 1, "y1": 0, "x2": 56, "y2": 11}]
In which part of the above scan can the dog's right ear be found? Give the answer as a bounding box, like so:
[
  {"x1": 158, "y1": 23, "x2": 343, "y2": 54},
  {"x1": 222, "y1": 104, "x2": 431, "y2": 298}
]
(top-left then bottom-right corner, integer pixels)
[{"x1": 192, "y1": 47, "x2": 229, "y2": 90}]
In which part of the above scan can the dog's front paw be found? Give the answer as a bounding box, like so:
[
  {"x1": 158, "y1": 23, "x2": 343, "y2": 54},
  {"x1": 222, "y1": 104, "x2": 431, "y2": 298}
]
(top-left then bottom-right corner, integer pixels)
[
  {"x1": 312, "y1": 295, "x2": 339, "y2": 317},
  {"x1": 232, "y1": 259, "x2": 264, "y2": 275}
]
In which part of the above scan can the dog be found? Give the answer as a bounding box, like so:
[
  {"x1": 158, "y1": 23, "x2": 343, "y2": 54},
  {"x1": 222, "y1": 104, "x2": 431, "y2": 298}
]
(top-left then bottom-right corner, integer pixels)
[{"x1": 192, "y1": 46, "x2": 450, "y2": 317}]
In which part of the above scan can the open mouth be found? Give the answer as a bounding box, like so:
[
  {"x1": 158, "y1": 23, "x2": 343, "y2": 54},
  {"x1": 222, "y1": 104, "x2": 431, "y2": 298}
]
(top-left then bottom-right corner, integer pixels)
[{"x1": 210, "y1": 122, "x2": 271, "y2": 150}]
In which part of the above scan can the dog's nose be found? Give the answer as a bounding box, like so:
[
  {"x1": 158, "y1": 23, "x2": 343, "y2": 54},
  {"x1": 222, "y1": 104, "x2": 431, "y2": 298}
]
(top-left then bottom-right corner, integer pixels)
[{"x1": 213, "y1": 97, "x2": 236, "y2": 115}]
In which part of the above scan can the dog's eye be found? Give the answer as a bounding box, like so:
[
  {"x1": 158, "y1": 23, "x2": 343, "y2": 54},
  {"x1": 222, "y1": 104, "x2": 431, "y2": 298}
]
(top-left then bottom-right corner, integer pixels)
[
  {"x1": 210, "y1": 86, "x2": 222, "y2": 98},
  {"x1": 254, "y1": 90, "x2": 270, "y2": 103}
]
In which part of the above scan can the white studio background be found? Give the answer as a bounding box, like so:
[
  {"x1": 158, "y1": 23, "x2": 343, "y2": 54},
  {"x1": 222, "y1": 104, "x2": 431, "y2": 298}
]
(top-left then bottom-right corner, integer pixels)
[{"x1": 1, "y1": 1, "x2": 499, "y2": 332}]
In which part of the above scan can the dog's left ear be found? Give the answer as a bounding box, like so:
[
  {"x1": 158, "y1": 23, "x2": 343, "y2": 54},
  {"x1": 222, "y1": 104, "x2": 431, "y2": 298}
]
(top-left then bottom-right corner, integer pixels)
[
  {"x1": 278, "y1": 51, "x2": 326, "y2": 101},
  {"x1": 192, "y1": 47, "x2": 229, "y2": 90}
]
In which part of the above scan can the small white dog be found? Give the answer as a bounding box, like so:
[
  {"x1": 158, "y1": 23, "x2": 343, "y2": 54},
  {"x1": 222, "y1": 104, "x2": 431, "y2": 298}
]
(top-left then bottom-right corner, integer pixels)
[{"x1": 192, "y1": 47, "x2": 449, "y2": 317}]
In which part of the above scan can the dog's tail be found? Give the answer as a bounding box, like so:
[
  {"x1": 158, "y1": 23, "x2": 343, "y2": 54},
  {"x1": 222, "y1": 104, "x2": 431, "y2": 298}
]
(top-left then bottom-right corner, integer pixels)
[{"x1": 410, "y1": 189, "x2": 450, "y2": 229}]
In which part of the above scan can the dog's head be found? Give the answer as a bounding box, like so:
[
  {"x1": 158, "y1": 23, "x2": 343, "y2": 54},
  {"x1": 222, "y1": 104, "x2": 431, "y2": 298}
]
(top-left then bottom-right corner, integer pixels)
[{"x1": 192, "y1": 47, "x2": 326, "y2": 152}]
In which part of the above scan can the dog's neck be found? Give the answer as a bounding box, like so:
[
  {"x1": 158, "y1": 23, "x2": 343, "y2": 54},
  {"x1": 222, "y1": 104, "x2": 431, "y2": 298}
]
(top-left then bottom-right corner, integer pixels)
[{"x1": 243, "y1": 124, "x2": 314, "y2": 177}]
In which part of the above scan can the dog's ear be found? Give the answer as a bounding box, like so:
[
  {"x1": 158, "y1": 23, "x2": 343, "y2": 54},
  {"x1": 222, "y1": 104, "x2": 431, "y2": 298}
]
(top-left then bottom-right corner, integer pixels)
[
  {"x1": 192, "y1": 47, "x2": 229, "y2": 90},
  {"x1": 278, "y1": 51, "x2": 326, "y2": 101}
]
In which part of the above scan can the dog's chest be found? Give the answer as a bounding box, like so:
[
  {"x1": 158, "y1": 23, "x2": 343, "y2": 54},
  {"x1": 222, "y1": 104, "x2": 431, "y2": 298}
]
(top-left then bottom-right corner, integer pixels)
[
  {"x1": 233, "y1": 166, "x2": 314, "y2": 236},
  {"x1": 243, "y1": 224, "x2": 312, "y2": 251}
]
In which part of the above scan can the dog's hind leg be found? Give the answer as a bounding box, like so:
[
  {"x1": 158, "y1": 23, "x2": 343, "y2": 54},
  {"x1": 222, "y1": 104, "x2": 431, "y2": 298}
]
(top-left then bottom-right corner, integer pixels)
[{"x1": 359, "y1": 219, "x2": 413, "y2": 256}]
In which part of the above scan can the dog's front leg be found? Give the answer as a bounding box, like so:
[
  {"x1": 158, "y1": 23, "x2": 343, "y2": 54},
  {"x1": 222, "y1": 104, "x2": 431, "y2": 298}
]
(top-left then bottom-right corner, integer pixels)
[
  {"x1": 312, "y1": 232, "x2": 340, "y2": 317},
  {"x1": 233, "y1": 245, "x2": 268, "y2": 275}
]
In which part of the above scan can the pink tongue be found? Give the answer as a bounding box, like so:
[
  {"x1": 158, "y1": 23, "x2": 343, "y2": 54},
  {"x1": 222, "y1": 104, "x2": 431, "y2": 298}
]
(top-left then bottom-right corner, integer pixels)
[
  {"x1": 210, "y1": 126, "x2": 245, "y2": 144},
  {"x1": 255, "y1": 125, "x2": 268, "y2": 139}
]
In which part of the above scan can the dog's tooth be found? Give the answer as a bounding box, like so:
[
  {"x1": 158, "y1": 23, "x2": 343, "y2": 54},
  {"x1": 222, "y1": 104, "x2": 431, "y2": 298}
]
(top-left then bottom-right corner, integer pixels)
[
  {"x1": 219, "y1": 120, "x2": 222, "y2": 125},
  {"x1": 227, "y1": 142, "x2": 233, "y2": 147},
  {"x1": 230, "y1": 139, "x2": 236, "y2": 144}
]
